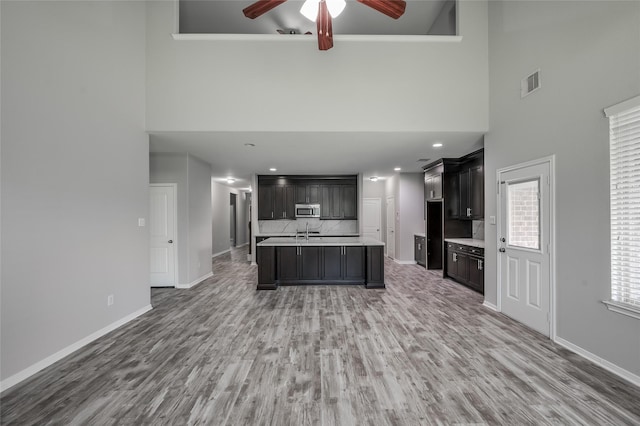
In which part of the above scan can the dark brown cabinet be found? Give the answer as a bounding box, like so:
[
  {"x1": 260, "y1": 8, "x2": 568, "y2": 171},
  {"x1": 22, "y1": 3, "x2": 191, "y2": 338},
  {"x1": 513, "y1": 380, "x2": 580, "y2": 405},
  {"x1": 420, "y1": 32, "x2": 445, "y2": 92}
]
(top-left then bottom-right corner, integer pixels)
[
  {"x1": 321, "y1": 246, "x2": 364, "y2": 283},
  {"x1": 296, "y1": 184, "x2": 319, "y2": 204},
  {"x1": 424, "y1": 171, "x2": 443, "y2": 201},
  {"x1": 459, "y1": 165, "x2": 483, "y2": 220},
  {"x1": 321, "y1": 184, "x2": 357, "y2": 219},
  {"x1": 258, "y1": 184, "x2": 275, "y2": 220},
  {"x1": 258, "y1": 184, "x2": 295, "y2": 220},
  {"x1": 445, "y1": 242, "x2": 484, "y2": 293},
  {"x1": 300, "y1": 246, "x2": 322, "y2": 280},
  {"x1": 414, "y1": 235, "x2": 426, "y2": 267}
]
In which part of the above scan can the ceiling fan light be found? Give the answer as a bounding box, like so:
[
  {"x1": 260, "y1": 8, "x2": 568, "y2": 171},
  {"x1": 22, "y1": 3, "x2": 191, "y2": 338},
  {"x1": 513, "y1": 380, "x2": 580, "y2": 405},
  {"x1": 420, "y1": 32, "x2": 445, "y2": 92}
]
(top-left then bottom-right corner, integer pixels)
[
  {"x1": 300, "y1": 0, "x2": 319, "y2": 21},
  {"x1": 301, "y1": 0, "x2": 345, "y2": 22},
  {"x1": 326, "y1": 0, "x2": 346, "y2": 18}
]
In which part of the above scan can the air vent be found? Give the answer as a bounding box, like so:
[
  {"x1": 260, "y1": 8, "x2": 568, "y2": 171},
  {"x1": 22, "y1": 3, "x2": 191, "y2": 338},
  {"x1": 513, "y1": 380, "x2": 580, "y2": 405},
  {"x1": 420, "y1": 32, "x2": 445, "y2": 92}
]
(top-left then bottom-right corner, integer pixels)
[
  {"x1": 417, "y1": 158, "x2": 431, "y2": 162},
  {"x1": 521, "y1": 69, "x2": 541, "y2": 98}
]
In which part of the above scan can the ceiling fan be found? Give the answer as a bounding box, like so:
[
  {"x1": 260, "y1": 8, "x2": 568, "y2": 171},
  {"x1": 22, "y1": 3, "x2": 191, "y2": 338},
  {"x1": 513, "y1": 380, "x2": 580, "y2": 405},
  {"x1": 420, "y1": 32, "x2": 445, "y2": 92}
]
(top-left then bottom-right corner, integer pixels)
[{"x1": 243, "y1": 0, "x2": 407, "y2": 51}]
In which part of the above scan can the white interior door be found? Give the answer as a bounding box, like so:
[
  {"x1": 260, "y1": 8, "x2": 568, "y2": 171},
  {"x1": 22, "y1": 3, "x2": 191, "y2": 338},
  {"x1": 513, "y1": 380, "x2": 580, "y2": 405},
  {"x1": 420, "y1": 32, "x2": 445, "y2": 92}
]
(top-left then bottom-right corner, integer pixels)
[
  {"x1": 362, "y1": 198, "x2": 381, "y2": 241},
  {"x1": 150, "y1": 185, "x2": 176, "y2": 287},
  {"x1": 498, "y1": 160, "x2": 552, "y2": 336},
  {"x1": 386, "y1": 197, "x2": 395, "y2": 259}
]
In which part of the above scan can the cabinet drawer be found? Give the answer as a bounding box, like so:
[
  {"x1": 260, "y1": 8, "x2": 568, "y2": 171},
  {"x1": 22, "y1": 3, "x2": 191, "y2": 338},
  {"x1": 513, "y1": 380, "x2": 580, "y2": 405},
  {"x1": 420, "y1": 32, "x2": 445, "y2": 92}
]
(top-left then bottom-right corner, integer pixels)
[{"x1": 447, "y1": 243, "x2": 484, "y2": 257}]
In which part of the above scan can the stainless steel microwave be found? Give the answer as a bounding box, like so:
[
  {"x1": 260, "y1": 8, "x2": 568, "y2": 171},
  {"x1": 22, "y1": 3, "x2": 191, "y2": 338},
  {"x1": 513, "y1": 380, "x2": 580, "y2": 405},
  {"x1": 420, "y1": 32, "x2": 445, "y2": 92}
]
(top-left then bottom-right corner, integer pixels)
[{"x1": 295, "y1": 204, "x2": 320, "y2": 218}]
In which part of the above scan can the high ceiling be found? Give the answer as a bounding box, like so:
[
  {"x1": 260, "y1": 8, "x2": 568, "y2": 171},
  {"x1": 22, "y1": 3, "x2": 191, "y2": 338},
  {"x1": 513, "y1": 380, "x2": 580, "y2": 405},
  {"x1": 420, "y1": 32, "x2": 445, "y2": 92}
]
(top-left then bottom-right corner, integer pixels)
[
  {"x1": 179, "y1": 0, "x2": 455, "y2": 36},
  {"x1": 149, "y1": 131, "x2": 484, "y2": 190},
  {"x1": 158, "y1": 1, "x2": 469, "y2": 190}
]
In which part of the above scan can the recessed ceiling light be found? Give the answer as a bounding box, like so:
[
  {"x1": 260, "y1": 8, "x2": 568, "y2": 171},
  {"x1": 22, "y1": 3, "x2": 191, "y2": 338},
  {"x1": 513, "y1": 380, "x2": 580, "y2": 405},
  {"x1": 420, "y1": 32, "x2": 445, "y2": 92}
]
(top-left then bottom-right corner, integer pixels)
[
  {"x1": 244, "y1": 143, "x2": 255, "y2": 147},
  {"x1": 370, "y1": 176, "x2": 379, "y2": 182},
  {"x1": 227, "y1": 178, "x2": 235, "y2": 184},
  {"x1": 394, "y1": 167, "x2": 401, "y2": 171},
  {"x1": 269, "y1": 168, "x2": 277, "y2": 172},
  {"x1": 433, "y1": 143, "x2": 443, "y2": 148}
]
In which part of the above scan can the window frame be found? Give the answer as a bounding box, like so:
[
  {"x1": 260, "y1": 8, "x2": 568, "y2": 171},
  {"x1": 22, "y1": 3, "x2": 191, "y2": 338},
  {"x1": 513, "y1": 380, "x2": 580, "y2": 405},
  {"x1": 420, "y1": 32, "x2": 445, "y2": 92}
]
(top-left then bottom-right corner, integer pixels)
[{"x1": 603, "y1": 94, "x2": 640, "y2": 320}]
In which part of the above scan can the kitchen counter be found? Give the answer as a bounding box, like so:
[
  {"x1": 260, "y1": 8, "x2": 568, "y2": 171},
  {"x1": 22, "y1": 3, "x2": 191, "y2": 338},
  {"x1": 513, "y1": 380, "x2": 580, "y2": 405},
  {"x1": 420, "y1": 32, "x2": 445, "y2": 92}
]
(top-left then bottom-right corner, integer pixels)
[
  {"x1": 257, "y1": 236, "x2": 384, "y2": 247},
  {"x1": 256, "y1": 237, "x2": 385, "y2": 290},
  {"x1": 255, "y1": 233, "x2": 360, "y2": 237},
  {"x1": 444, "y1": 238, "x2": 485, "y2": 249},
  {"x1": 414, "y1": 232, "x2": 425, "y2": 238}
]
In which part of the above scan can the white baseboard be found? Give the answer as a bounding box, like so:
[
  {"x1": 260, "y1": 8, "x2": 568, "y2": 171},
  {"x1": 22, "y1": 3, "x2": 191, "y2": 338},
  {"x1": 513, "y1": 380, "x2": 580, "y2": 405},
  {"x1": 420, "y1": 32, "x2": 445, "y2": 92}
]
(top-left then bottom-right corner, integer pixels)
[
  {"x1": 482, "y1": 300, "x2": 498, "y2": 311},
  {"x1": 0, "y1": 304, "x2": 153, "y2": 394},
  {"x1": 394, "y1": 259, "x2": 417, "y2": 265},
  {"x1": 554, "y1": 336, "x2": 640, "y2": 388},
  {"x1": 236, "y1": 242, "x2": 249, "y2": 248},
  {"x1": 176, "y1": 272, "x2": 213, "y2": 289},
  {"x1": 211, "y1": 248, "x2": 231, "y2": 259}
]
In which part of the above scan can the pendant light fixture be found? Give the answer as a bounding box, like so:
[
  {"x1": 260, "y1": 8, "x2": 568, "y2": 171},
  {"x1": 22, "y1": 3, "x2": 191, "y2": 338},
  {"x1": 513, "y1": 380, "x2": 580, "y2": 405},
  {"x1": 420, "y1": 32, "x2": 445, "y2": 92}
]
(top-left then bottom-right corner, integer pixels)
[{"x1": 300, "y1": 0, "x2": 346, "y2": 21}]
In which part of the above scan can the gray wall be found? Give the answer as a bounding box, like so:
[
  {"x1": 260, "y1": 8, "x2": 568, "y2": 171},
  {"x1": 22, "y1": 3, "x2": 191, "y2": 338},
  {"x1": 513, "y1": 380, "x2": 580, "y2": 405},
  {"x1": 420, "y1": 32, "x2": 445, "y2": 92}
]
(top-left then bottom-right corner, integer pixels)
[
  {"x1": 150, "y1": 153, "x2": 212, "y2": 285},
  {"x1": 146, "y1": 1, "x2": 488, "y2": 134},
  {"x1": 397, "y1": 173, "x2": 426, "y2": 262},
  {"x1": 188, "y1": 155, "x2": 213, "y2": 282},
  {"x1": 486, "y1": 0, "x2": 640, "y2": 377},
  {"x1": 1, "y1": 1, "x2": 149, "y2": 383}
]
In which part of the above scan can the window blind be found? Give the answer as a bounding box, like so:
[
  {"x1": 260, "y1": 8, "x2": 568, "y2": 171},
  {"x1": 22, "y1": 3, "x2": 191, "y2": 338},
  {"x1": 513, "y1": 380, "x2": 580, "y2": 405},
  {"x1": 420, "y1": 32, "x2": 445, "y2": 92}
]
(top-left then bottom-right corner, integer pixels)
[{"x1": 607, "y1": 97, "x2": 640, "y2": 308}]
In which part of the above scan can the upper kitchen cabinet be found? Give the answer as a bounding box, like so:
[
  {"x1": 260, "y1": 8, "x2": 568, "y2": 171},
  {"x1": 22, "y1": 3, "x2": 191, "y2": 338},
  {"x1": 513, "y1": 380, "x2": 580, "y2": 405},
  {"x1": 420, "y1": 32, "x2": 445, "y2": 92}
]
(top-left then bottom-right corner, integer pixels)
[
  {"x1": 458, "y1": 150, "x2": 484, "y2": 220},
  {"x1": 258, "y1": 184, "x2": 275, "y2": 220},
  {"x1": 258, "y1": 183, "x2": 295, "y2": 220},
  {"x1": 320, "y1": 183, "x2": 357, "y2": 219},
  {"x1": 295, "y1": 184, "x2": 319, "y2": 205},
  {"x1": 424, "y1": 163, "x2": 444, "y2": 201}
]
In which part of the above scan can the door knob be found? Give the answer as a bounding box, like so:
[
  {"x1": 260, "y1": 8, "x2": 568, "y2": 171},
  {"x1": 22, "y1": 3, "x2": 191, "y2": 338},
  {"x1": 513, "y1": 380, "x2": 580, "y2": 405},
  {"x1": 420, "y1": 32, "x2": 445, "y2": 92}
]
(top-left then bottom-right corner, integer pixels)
[
  {"x1": 500, "y1": 237, "x2": 506, "y2": 242},
  {"x1": 168, "y1": 240, "x2": 173, "y2": 243},
  {"x1": 499, "y1": 248, "x2": 505, "y2": 252}
]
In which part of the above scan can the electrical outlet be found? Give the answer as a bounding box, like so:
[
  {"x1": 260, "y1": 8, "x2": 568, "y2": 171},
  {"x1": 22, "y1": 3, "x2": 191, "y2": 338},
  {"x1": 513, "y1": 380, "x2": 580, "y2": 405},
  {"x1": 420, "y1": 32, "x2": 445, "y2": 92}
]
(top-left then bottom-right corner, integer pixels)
[{"x1": 107, "y1": 294, "x2": 114, "y2": 306}]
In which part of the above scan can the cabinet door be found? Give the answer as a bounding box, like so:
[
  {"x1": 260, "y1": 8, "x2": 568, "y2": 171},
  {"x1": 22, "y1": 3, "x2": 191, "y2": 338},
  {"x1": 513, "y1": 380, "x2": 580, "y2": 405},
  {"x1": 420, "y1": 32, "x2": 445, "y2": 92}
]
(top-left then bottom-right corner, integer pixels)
[
  {"x1": 320, "y1": 186, "x2": 331, "y2": 218},
  {"x1": 284, "y1": 185, "x2": 295, "y2": 219},
  {"x1": 343, "y1": 246, "x2": 365, "y2": 280},
  {"x1": 446, "y1": 247, "x2": 458, "y2": 279},
  {"x1": 342, "y1": 185, "x2": 357, "y2": 219},
  {"x1": 419, "y1": 237, "x2": 426, "y2": 266},
  {"x1": 307, "y1": 185, "x2": 320, "y2": 204},
  {"x1": 467, "y1": 255, "x2": 484, "y2": 293},
  {"x1": 457, "y1": 251, "x2": 469, "y2": 282},
  {"x1": 433, "y1": 174, "x2": 443, "y2": 199},
  {"x1": 258, "y1": 184, "x2": 275, "y2": 220},
  {"x1": 274, "y1": 185, "x2": 285, "y2": 219},
  {"x1": 295, "y1": 185, "x2": 308, "y2": 204},
  {"x1": 300, "y1": 247, "x2": 322, "y2": 280},
  {"x1": 414, "y1": 237, "x2": 421, "y2": 263},
  {"x1": 330, "y1": 186, "x2": 342, "y2": 218},
  {"x1": 470, "y1": 165, "x2": 484, "y2": 219},
  {"x1": 277, "y1": 247, "x2": 299, "y2": 280},
  {"x1": 459, "y1": 169, "x2": 471, "y2": 219},
  {"x1": 322, "y1": 246, "x2": 343, "y2": 280}
]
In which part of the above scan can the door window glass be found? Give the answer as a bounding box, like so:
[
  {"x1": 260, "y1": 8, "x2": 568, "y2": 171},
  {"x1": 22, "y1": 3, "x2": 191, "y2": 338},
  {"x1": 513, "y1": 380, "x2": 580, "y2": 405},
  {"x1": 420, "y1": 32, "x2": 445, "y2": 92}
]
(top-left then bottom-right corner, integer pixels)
[{"x1": 507, "y1": 179, "x2": 540, "y2": 250}]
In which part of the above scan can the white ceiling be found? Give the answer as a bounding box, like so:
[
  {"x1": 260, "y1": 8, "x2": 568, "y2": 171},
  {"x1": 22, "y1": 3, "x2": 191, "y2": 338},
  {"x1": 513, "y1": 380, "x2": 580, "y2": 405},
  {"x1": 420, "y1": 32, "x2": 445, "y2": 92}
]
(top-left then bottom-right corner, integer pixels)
[
  {"x1": 149, "y1": 131, "x2": 484, "y2": 189},
  {"x1": 179, "y1": 0, "x2": 454, "y2": 36}
]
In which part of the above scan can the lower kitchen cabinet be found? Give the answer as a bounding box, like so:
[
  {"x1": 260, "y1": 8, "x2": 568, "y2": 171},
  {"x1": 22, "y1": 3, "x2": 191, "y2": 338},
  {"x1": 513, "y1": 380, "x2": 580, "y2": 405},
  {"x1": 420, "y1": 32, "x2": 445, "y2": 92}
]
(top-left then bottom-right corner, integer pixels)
[
  {"x1": 414, "y1": 235, "x2": 426, "y2": 267},
  {"x1": 445, "y1": 242, "x2": 484, "y2": 293},
  {"x1": 277, "y1": 245, "x2": 364, "y2": 284}
]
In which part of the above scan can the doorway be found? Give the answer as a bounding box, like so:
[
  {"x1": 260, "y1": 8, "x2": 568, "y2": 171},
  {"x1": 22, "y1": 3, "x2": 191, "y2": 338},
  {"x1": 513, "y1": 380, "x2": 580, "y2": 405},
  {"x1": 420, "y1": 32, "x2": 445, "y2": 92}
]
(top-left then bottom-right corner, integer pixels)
[
  {"x1": 230, "y1": 193, "x2": 237, "y2": 248},
  {"x1": 149, "y1": 184, "x2": 177, "y2": 287},
  {"x1": 362, "y1": 198, "x2": 382, "y2": 241},
  {"x1": 386, "y1": 196, "x2": 395, "y2": 259},
  {"x1": 497, "y1": 157, "x2": 555, "y2": 337}
]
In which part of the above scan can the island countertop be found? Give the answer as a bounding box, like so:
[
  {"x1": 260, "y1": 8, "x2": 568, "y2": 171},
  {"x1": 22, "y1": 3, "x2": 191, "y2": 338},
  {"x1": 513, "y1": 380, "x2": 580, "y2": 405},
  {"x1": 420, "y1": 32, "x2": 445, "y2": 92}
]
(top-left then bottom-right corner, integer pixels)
[{"x1": 257, "y1": 236, "x2": 385, "y2": 247}]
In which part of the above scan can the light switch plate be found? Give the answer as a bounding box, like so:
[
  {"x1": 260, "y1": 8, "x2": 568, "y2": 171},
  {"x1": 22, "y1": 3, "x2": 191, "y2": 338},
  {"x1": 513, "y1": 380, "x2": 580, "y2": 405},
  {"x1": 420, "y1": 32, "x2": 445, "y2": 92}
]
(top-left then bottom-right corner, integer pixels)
[
  {"x1": 490, "y1": 216, "x2": 496, "y2": 225},
  {"x1": 138, "y1": 218, "x2": 145, "y2": 227}
]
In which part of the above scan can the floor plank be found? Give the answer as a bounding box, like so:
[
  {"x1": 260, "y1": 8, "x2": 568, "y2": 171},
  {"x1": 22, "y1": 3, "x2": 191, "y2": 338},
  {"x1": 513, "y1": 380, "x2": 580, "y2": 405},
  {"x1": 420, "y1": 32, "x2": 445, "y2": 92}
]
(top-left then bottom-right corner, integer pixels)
[{"x1": 2, "y1": 246, "x2": 640, "y2": 425}]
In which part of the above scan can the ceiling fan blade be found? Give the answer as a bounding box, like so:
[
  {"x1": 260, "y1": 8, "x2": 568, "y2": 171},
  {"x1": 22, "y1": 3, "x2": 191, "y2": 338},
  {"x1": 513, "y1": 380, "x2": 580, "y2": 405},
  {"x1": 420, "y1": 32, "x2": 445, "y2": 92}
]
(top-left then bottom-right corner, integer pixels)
[
  {"x1": 316, "y1": 0, "x2": 333, "y2": 50},
  {"x1": 356, "y1": 0, "x2": 406, "y2": 19},
  {"x1": 243, "y1": 0, "x2": 287, "y2": 19}
]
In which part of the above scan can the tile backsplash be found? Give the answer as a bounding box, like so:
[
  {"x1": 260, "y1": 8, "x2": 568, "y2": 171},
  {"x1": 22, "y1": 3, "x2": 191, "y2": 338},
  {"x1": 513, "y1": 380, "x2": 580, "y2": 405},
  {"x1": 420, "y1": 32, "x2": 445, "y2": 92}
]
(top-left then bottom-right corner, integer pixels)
[
  {"x1": 472, "y1": 220, "x2": 485, "y2": 240},
  {"x1": 259, "y1": 219, "x2": 358, "y2": 235}
]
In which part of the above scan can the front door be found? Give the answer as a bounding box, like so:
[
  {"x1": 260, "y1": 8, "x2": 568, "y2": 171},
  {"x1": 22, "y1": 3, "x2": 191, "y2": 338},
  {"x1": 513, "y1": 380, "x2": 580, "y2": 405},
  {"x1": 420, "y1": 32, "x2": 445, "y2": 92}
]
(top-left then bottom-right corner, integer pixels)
[
  {"x1": 150, "y1": 184, "x2": 176, "y2": 287},
  {"x1": 362, "y1": 198, "x2": 381, "y2": 241},
  {"x1": 498, "y1": 159, "x2": 552, "y2": 336}
]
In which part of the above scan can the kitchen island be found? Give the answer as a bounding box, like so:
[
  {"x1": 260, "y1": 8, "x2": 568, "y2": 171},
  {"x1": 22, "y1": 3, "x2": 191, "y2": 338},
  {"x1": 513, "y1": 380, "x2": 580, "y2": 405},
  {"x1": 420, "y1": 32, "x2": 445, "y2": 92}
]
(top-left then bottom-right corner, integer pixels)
[{"x1": 256, "y1": 237, "x2": 385, "y2": 290}]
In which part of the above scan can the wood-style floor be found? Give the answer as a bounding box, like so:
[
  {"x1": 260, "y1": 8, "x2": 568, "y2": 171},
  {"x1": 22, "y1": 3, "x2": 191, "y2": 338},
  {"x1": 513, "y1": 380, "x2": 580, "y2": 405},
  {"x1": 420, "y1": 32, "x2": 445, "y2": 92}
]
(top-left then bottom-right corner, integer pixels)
[{"x1": 2, "y1": 246, "x2": 640, "y2": 425}]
